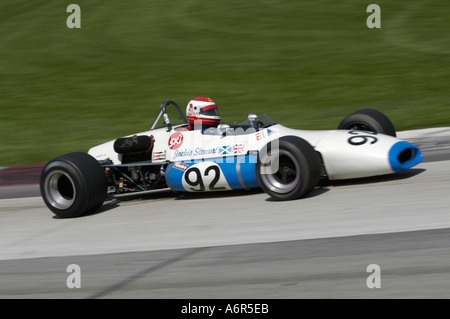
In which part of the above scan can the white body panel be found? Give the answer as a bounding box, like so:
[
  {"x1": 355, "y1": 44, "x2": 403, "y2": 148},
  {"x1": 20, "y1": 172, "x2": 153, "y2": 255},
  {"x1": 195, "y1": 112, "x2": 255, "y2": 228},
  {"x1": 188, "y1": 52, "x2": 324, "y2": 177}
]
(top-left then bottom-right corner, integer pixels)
[
  {"x1": 314, "y1": 130, "x2": 399, "y2": 179},
  {"x1": 88, "y1": 123, "x2": 420, "y2": 181}
]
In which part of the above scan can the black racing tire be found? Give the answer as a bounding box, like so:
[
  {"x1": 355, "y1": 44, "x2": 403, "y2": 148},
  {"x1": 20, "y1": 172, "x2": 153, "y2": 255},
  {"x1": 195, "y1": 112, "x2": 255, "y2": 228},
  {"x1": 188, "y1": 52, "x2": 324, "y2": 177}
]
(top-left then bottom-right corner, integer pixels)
[
  {"x1": 338, "y1": 109, "x2": 396, "y2": 137},
  {"x1": 40, "y1": 152, "x2": 107, "y2": 218},
  {"x1": 256, "y1": 136, "x2": 322, "y2": 201}
]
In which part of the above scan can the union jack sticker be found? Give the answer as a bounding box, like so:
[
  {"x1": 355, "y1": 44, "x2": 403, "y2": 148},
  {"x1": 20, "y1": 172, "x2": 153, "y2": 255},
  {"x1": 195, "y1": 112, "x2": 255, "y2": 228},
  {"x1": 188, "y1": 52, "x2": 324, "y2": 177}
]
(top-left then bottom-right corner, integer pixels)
[{"x1": 232, "y1": 144, "x2": 244, "y2": 154}]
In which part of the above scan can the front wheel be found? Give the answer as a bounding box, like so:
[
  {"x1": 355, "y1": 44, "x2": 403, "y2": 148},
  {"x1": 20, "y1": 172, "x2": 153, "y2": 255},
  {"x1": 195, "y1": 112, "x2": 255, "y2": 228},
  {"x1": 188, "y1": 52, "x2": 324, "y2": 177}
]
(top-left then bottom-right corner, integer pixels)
[
  {"x1": 256, "y1": 136, "x2": 322, "y2": 200},
  {"x1": 338, "y1": 109, "x2": 396, "y2": 137},
  {"x1": 40, "y1": 152, "x2": 107, "y2": 218}
]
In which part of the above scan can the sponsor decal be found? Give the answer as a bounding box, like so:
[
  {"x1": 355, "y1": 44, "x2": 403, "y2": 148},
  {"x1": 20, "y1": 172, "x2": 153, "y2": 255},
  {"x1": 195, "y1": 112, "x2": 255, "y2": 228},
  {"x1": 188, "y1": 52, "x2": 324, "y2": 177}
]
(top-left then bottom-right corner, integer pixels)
[
  {"x1": 152, "y1": 151, "x2": 166, "y2": 161},
  {"x1": 257, "y1": 129, "x2": 277, "y2": 140},
  {"x1": 173, "y1": 147, "x2": 218, "y2": 160},
  {"x1": 256, "y1": 131, "x2": 265, "y2": 141},
  {"x1": 173, "y1": 145, "x2": 245, "y2": 160},
  {"x1": 168, "y1": 132, "x2": 184, "y2": 150},
  {"x1": 173, "y1": 162, "x2": 189, "y2": 171}
]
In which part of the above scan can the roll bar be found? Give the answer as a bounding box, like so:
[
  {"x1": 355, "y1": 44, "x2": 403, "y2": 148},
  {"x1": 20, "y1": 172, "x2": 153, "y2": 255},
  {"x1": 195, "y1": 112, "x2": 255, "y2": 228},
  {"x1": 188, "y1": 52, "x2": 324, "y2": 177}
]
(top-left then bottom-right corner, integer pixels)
[{"x1": 150, "y1": 100, "x2": 188, "y2": 132}]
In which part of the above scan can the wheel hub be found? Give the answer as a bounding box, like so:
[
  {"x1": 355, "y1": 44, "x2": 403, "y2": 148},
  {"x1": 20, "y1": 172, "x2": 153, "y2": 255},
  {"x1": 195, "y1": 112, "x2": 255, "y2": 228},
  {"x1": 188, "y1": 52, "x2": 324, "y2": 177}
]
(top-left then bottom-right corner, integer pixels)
[{"x1": 44, "y1": 170, "x2": 76, "y2": 210}]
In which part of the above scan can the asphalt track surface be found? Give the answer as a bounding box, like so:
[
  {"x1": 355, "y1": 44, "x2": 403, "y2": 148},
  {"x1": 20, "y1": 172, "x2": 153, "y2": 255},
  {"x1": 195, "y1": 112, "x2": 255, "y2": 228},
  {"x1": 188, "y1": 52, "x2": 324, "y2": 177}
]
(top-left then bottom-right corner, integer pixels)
[{"x1": 0, "y1": 128, "x2": 450, "y2": 299}]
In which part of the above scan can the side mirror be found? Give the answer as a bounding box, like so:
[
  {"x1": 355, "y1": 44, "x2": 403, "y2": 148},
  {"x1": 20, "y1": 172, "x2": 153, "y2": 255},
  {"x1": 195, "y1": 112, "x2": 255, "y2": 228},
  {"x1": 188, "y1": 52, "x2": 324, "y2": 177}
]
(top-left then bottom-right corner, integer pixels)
[
  {"x1": 248, "y1": 114, "x2": 258, "y2": 130},
  {"x1": 217, "y1": 123, "x2": 231, "y2": 135},
  {"x1": 248, "y1": 114, "x2": 258, "y2": 123}
]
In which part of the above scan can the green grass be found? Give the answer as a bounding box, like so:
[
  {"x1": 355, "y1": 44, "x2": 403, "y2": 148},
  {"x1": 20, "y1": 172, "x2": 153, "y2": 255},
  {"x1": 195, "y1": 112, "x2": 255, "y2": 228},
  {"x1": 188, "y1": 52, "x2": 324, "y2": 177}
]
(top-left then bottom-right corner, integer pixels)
[{"x1": 1, "y1": 0, "x2": 449, "y2": 166}]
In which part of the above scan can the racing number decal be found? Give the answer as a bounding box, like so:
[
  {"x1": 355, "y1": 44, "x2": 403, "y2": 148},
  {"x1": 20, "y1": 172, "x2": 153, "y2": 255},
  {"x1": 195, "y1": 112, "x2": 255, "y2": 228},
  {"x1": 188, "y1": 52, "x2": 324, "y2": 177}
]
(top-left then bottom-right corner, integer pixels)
[
  {"x1": 184, "y1": 167, "x2": 205, "y2": 191},
  {"x1": 347, "y1": 131, "x2": 378, "y2": 146},
  {"x1": 204, "y1": 166, "x2": 226, "y2": 190},
  {"x1": 183, "y1": 163, "x2": 229, "y2": 191}
]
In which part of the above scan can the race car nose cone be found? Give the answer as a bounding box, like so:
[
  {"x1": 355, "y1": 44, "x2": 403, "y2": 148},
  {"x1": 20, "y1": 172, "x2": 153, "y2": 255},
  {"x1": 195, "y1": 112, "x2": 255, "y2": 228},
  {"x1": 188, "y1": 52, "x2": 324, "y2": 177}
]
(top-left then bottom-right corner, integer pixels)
[{"x1": 388, "y1": 141, "x2": 423, "y2": 173}]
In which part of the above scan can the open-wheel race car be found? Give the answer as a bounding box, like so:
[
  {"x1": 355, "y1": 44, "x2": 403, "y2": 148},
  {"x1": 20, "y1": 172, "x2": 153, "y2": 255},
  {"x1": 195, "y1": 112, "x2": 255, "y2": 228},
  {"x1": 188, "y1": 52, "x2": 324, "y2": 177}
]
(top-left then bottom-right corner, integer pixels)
[{"x1": 40, "y1": 100, "x2": 423, "y2": 218}]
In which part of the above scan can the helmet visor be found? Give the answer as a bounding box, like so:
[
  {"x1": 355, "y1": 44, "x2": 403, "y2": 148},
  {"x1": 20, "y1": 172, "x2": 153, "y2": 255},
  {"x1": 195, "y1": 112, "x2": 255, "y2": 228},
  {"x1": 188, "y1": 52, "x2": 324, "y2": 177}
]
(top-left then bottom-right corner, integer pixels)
[{"x1": 199, "y1": 105, "x2": 220, "y2": 117}]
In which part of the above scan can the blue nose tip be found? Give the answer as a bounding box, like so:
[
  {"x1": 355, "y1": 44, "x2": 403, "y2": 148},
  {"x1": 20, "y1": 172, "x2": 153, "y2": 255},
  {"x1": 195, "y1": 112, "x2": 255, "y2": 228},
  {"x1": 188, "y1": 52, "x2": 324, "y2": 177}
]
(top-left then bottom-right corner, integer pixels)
[{"x1": 389, "y1": 141, "x2": 423, "y2": 172}]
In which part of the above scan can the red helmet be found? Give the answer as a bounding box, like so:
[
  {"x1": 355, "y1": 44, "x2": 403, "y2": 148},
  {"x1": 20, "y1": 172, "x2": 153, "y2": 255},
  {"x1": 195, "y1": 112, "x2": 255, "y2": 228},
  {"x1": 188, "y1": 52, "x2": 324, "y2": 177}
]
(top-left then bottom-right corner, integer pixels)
[{"x1": 186, "y1": 97, "x2": 221, "y2": 127}]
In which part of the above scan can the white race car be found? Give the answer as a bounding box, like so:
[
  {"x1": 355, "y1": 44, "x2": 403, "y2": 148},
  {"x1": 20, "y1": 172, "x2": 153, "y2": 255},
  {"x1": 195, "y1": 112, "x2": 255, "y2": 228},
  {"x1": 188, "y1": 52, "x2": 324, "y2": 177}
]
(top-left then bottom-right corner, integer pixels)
[{"x1": 40, "y1": 100, "x2": 422, "y2": 218}]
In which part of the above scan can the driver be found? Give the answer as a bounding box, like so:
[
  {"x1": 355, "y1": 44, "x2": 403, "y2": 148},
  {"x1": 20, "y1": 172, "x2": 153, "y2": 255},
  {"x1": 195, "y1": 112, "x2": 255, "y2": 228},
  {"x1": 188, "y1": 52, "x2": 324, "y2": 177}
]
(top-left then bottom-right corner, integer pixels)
[{"x1": 185, "y1": 97, "x2": 221, "y2": 133}]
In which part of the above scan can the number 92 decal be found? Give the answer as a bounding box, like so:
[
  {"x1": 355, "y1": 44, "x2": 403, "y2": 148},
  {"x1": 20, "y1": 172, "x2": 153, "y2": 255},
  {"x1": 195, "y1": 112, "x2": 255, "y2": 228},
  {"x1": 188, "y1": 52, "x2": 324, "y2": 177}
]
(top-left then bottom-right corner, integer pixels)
[
  {"x1": 347, "y1": 131, "x2": 378, "y2": 146},
  {"x1": 182, "y1": 162, "x2": 231, "y2": 192}
]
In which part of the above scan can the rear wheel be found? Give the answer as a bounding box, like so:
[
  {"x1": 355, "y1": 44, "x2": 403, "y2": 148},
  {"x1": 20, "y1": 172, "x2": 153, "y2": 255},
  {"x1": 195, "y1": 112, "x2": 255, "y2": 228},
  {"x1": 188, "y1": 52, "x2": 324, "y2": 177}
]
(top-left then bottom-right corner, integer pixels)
[
  {"x1": 256, "y1": 136, "x2": 321, "y2": 200},
  {"x1": 40, "y1": 152, "x2": 107, "y2": 218},
  {"x1": 338, "y1": 109, "x2": 396, "y2": 137}
]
